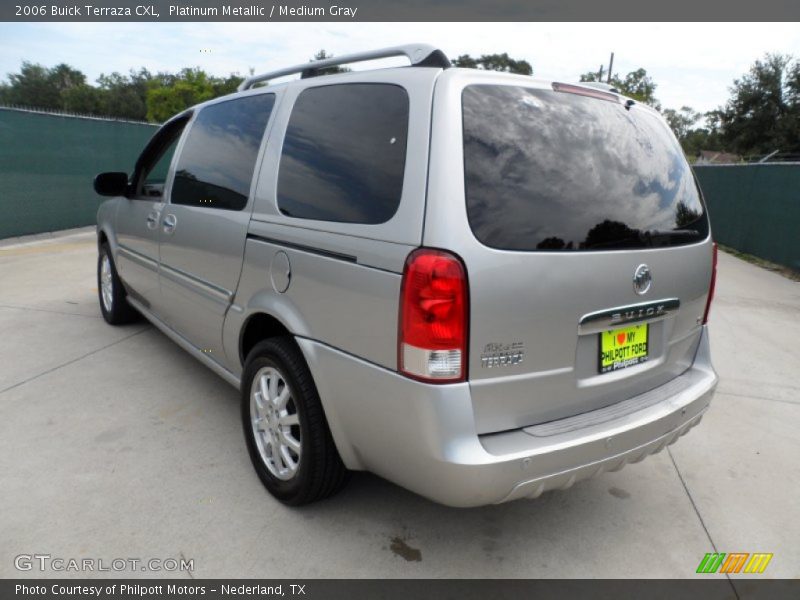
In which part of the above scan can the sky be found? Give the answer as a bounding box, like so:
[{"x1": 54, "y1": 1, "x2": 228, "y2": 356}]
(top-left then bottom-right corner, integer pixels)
[{"x1": 1, "y1": 22, "x2": 799, "y2": 114}]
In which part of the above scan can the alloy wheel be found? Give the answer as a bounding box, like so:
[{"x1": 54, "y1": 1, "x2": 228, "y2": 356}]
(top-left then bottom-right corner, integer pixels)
[{"x1": 250, "y1": 366, "x2": 302, "y2": 481}]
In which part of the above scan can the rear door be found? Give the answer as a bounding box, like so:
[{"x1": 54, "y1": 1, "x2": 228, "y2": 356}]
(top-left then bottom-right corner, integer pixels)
[
  {"x1": 425, "y1": 71, "x2": 714, "y2": 434},
  {"x1": 233, "y1": 69, "x2": 437, "y2": 374},
  {"x1": 156, "y1": 92, "x2": 277, "y2": 364}
]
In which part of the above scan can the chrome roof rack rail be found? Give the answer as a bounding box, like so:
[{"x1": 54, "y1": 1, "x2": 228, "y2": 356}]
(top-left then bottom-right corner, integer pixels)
[{"x1": 237, "y1": 44, "x2": 450, "y2": 91}]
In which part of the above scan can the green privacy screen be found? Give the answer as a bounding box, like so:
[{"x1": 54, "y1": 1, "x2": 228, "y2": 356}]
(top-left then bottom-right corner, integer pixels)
[
  {"x1": 0, "y1": 107, "x2": 157, "y2": 239},
  {"x1": 694, "y1": 164, "x2": 800, "y2": 271}
]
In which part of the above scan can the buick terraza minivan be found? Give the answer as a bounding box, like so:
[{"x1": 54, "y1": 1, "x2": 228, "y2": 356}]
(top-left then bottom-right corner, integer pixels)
[{"x1": 94, "y1": 44, "x2": 718, "y2": 506}]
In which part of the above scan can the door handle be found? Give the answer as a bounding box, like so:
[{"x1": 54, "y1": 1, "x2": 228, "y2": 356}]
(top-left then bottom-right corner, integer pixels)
[
  {"x1": 146, "y1": 211, "x2": 159, "y2": 230},
  {"x1": 162, "y1": 214, "x2": 177, "y2": 235}
]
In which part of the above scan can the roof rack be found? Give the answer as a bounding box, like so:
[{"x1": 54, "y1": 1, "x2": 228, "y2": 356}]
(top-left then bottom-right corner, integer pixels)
[{"x1": 237, "y1": 44, "x2": 450, "y2": 91}]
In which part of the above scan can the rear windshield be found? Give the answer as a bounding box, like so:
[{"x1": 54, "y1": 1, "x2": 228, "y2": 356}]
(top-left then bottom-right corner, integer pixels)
[{"x1": 462, "y1": 85, "x2": 709, "y2": 251}]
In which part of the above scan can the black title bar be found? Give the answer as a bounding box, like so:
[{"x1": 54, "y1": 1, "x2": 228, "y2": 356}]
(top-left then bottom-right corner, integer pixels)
[{"x1": 3, "y1": 0, "x2": 800, "y2": 21}]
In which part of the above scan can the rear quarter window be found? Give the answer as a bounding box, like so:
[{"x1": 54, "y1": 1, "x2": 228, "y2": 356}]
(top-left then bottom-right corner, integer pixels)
[
  {"x1": 462, "y1": 84, "x2": 709, "y2": 251},
  {"x1": 277, "y1": 83, "x2": 409, "y2": 224}
]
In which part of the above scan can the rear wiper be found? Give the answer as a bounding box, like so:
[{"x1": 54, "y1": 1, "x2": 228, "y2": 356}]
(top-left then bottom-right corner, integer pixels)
[
  {"x1": 637, "y1": 229, "x2": 701, "y2": 247},
  {"x1": 643, "y1": 229, "x2": 699, "y2": 238},
  {"x1": 583, "y1": 229, "x2": 699, "y2": 250},
  {"x1": 583, "y1": 236, "x2": 641, "y2": 250}
]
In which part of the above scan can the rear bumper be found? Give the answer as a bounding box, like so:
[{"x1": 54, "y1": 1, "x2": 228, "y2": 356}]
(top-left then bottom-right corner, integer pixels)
[{"x1": 297, "y1": 326, "x2": 717, "y2": 507}]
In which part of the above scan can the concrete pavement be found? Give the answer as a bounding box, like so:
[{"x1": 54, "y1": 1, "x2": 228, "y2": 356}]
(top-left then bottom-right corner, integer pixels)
[{"x1": 1, "y1": 228, "x2": 797, "y2": 581}]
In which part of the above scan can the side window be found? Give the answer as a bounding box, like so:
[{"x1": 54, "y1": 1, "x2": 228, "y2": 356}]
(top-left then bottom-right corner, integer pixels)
[
  {"x1": 134, "y1": 118, "x2": 188, "y2": 199},
  {"x1": 277, "y1": 84, "x2": 409, "y2": 224},
  {"x1": 171, "y1": 93, "x2": 275, "y2": 211}
]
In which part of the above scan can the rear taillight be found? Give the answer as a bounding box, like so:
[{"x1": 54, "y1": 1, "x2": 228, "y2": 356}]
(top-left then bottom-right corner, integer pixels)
[
  {"x1": 702, "y1": 242, "x2": 718, "y2": 324},
  {"x1": 399, "y1": 248, "x2": 468, "y2": 383}
]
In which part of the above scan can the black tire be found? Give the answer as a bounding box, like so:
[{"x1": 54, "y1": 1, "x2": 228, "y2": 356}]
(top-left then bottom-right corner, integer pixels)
[
  {"x1": 241, "y1": 337, "x2": 349, "y2": 505},
  {"x1": 97, "y1": 243, "x2": 139, "y2": 325}
]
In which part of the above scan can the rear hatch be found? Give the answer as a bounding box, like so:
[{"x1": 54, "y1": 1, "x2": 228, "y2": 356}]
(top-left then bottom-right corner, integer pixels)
[{"x1": 426, "y1": 76, "x2": 714, "y2": 435}]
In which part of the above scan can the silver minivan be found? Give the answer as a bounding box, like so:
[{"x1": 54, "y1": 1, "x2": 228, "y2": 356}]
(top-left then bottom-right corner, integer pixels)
[{"x1": 94, "y1": 44, "x2": 718, "y2": 506}]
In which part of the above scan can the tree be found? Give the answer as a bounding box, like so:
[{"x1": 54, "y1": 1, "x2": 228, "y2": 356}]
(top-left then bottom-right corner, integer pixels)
[
  {"x1": 663, "y1": 106, "x2": 702, "y2": 141},
  {"x1": 2, "y1": 61, "x2": 63, "y2": 109},
  {"x1": 580, "y1": 67, "x2": 658, "y2": 105},
  {"x1": 95, "y1": 69, "x2": 154, "y2": 120},
  {"x1": 145, "y1": 68, "x2": 249, "y2": 121},
  {"x1": 62, "y1": 84, "x2": 104, "y2": 114},
  {"x1": 211, "y1": 73, "x2": 244, "y2": 97},
  {"x1": 717, "y1": 53, "x2": 800, "y2": 156},
  {"x1": 681, "y1": 127, "x2": 722, "y2": 159},
  {"x1": 302, "y1": 50, "x2": 351, "y2": 78},
  {"x1": 48, "y1": 63, "x2": 86, "y2": 94},
  {"x1": 146, "y1": 68, "x2": 216, "y2": 122},
  {"x1": 452, "y1": 54, "x2": 478, "y2": 69},
  {"x1": 580, "y1": 66, "x2": 659, "y2": 106},
  {"x1": 0, "y1": 61, "x2": 110, "y2": 115},
  {"x1": 784, "y1": 60, "x2": 800, "y2": 151},
  {"x1": 0, "y1": 62, "x2": 95, "y2": 111},
  {"x1": 618, "y1": 68, "x2": 658, "y2": 106},
  {"x1": 660, "y1": 106, "x2": 724, "y2": 158},
  {"x1": 452, "y1": 53, "x2": 533, "y2": 76},
  {"x1": 1, "y1": 61, "x2": 248, "y2": 121}
]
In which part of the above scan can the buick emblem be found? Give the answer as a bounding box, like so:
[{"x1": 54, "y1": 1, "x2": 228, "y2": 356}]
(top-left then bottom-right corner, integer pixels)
[{"x1": 633, "y1": 264, "x2": 652, "y2": 295}]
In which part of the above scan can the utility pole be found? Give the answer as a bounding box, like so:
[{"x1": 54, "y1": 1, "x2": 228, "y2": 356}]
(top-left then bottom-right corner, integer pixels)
[
  {"x1": 607, "y1": 52, "x2": 615, "y2": 84},
  {"x1": 597, "y1": 64, "x2": 605, "y2": 81}
]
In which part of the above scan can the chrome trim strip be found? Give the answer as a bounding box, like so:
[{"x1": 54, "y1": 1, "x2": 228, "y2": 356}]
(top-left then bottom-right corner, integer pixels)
[
  {"x1": 126, "y1": 297, "x2": 241, "y2": 389},
  {"x1": 159, "y1": 262, "x2": 233, "y2": 304},
  {"x1": 117, "y1": 245, "x2": 158, "y2": 272},
  {"x1": 578, "y1": 298, "x2": 680, "y2": 334},
  {"x1": 246, "y1": 233, "x2": 357, "y2": 264}
]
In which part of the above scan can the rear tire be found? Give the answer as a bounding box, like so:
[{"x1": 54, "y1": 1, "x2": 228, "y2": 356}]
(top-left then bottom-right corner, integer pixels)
[
  {"x1": 241, "y1": 337, "x2": 349, "y2": 505},
  {"x1": 97, "y1": 243, "x2": 139, "y2": 325}
]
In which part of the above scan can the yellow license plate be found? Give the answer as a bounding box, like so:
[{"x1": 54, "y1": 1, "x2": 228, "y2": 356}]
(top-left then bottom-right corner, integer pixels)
[{"x1": 599, "y1": 324, "x2": 649, "y2": 373}]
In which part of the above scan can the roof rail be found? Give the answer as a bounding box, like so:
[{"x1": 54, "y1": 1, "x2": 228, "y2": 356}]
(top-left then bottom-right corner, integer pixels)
[{"x1": 237, "y1": 44, "x2": 450, "y2": 91}]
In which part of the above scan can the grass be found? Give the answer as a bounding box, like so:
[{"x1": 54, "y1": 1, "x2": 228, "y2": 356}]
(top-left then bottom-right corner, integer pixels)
[{"x1": 719, "y1": 245, "x2": 800, "y2": 282}]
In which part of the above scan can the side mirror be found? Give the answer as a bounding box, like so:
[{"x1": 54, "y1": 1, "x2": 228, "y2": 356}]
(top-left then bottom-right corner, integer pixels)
[{"x1": 94, "y1": 172, "x2": 129, "y2": 197}]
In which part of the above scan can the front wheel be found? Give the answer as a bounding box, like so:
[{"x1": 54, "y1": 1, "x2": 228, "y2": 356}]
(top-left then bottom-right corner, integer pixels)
[
  {"x1": 241, "y1": 337, "x2": 349, "y2": 505},
  {"x1": 97, "y1": 243, "x2": 139, "y2": 325}
]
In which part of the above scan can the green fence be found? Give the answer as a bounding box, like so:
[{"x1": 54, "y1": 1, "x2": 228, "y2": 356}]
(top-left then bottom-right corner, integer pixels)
[
  {"x1": 693, "y1": 163, "x2": 800, "y2": 271},
  {"x1": 0, "y1": 107, "x2": 157, "y2": 239}
]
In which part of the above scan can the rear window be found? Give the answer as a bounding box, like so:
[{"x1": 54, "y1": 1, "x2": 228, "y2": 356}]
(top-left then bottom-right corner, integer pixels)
[
  {"x1": 462, "y1": 85, "x2": 709, "y2": 251},
  {"x1": 277, "y1": 83, "x2": 409, "y2": 224}
]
